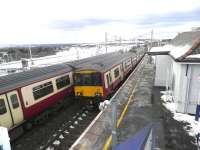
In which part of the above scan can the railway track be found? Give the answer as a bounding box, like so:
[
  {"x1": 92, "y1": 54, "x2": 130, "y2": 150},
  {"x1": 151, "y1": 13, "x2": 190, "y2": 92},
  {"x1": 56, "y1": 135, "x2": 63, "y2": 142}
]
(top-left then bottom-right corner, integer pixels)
[
  {"x1": 39, "y1": 107, "x2": 98, "y2": 150},
  {"x1": 12, "y1": 102, "x2": 99, "y2": 150}
]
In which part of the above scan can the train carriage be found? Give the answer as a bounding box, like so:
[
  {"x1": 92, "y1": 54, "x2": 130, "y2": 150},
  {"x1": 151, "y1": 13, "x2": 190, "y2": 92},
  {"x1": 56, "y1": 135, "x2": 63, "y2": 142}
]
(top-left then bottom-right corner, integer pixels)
[
  {"x1": 0, "y1": 52, "x2": 125, "y2": 131},
  {"x1": 0, "y1": 63, "x2": 74, "y2": 130},
  {"x1": 74, "y1": 52, "x2": 139, "y2": 105}
]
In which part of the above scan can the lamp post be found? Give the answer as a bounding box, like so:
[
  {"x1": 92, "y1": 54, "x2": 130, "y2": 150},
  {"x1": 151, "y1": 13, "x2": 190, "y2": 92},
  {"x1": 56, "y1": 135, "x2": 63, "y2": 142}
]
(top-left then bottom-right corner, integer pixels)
[{"x1": 29, "y1": 46, "x2": 34, "y2": 65}]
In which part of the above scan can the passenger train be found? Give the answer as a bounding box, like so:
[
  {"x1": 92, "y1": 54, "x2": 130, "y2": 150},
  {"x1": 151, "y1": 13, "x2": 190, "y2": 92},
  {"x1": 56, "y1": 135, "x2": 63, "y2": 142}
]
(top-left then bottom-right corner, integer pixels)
[
  {"x1": 0, "y1": 63, "x2": 74, "y2": 138},
  {"x1": 0, "y1": 53, "x2": 115, "y2": 132},
  {"x1": 0, "y1": 51, "x2": 145, "y2": 138},
  {"x1": 74, "y1": 51, "x2": 145, "y2": 105}
]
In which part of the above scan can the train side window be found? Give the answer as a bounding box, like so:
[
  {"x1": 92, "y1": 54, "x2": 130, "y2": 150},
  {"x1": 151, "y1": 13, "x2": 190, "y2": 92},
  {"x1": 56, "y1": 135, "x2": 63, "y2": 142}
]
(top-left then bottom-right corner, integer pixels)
[
  {"x1": 109, "y1": 73, "x2": 112, "y2": 83},
  {"x1": 124, "y1": 60, "x2": 131, "y2": 69},
  {"x1": 56, "y1": 75, "x2": 70, "y2": 90},
  {"x1": 33, "y1": 81, "x2": 54, "y2": 100},
  {"x1": 0, "y1": 99, "x2": 7, "y2": 115},
  {"x1": 106, "y1": 74, "x2": 110, "y2": 86},
  {"x1": 10, "y1": 94, "x2": 19, "y2": 109},
  {"x1": 114, "y1": 68, "x2": 119, "y2": 78}
]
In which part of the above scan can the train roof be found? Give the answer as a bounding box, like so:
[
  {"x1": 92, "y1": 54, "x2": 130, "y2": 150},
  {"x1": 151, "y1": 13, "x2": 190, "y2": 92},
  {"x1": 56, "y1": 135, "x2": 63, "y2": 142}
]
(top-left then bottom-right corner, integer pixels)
[
  {"x1": 75, "y1": 52, "x2": 136, "y2": 72},
  {"x1": 0, "y1": 52, "x2": 136, "y2": 93},
  {"x1": 0, "y1": 63, "x2": 73, "y2": 93},
  {"x1": 0, "y1": 53, "x2": 118, "y2": 93}
]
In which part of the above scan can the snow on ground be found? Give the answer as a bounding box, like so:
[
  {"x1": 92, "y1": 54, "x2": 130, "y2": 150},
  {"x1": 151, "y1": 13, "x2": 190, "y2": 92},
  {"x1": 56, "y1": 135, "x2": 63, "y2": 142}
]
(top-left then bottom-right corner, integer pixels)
[
  {"x1": 69, "y1": 125, "x2": 75, "y2": 129},
  {"x1": 78, "y1": 117, "x2": 83, "y2": 121},
  {"x1": 53, "y1": 140, "x2": 60, "y2": 145},
  {"x1": 59, "y1": 134, "x2": 64, "y2": 139},
  {"x1": 150, "y1": 46, "x2": 169, "y2": 53},
  {"x1": 161, "y1": 91, "x2": 200, "y2": 137},
  {"x1": 74, "y1": 121, "x2": 78, "y2": 125},
  {"x1": 46, "y1": 146, "x2": 54, "y2": 150},
  {"x1": 0, "y1": 127, "x2": 11, "y2": 150},
  {"x1": 64, "y1": 130, "x2": 69, "y2": 134},
  {"x1": 82, "y1": 113, "x2": 86, "y2": 117},
  {"x1": 0, "y1": 70, "x2": 8, "y2": 76},
  {"x1": 0, "y1": 44, "x2": 133, "y2": 76}
]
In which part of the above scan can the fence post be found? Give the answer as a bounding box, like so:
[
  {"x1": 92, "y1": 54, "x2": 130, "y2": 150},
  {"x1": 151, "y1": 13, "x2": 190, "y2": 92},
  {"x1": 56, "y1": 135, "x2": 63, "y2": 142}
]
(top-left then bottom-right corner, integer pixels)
[
  {"x1": 195, "y1": 105, "x2": 200, "y2": 121},
  {"x1": 112, "y1": 101, "x2": 117, "y2": 149}
]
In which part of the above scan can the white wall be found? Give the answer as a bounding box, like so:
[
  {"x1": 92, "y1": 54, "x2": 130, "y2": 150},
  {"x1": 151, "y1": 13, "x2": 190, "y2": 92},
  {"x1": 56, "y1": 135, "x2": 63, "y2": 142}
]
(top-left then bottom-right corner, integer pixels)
[
  {"x1": 171, "y1": 63, "x2": 200, "y2": 114},
  {"x1": 154, "y1": 55, "x2": 172, "y2": 86},
  {"x1": 154, "y1": 54, "x2": 200, "y2": 114},
  {"x1": 186, "y1": 65, "x2": 200, "y2": 114},
  {"x1": 171, "y1": 62, "x2": 187, "y2": 113}
]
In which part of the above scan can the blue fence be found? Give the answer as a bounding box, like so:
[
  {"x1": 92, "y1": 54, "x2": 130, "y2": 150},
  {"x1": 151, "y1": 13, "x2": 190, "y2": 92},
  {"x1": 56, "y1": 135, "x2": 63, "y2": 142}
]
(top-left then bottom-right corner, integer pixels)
[{"x1": 114, "y1": 124, "x2": 157, "y2": 150}]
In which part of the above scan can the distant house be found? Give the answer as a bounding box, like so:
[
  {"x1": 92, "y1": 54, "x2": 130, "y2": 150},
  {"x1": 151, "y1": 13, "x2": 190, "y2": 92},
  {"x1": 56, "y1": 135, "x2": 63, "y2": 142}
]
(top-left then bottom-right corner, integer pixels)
[
  {"x1": 149, "y1": 30, "x2": 200, "y2": 114},
  {"x1": 0, "y1": 52, "x2": 8, "y2": 63}
]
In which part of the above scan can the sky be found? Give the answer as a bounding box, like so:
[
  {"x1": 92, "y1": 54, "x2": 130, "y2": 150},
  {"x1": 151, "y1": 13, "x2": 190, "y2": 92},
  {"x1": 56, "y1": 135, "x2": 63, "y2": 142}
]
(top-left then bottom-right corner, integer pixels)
[{"x1": 0, "y1": 0, "x2": 200, "y2": 44}]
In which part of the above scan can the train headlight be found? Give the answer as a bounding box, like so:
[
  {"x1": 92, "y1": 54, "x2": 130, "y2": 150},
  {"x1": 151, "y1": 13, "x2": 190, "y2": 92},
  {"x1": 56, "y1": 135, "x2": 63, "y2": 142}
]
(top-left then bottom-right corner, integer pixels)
[{"x1": 76, "y1": 92, "x2": 82, "y2": 96}]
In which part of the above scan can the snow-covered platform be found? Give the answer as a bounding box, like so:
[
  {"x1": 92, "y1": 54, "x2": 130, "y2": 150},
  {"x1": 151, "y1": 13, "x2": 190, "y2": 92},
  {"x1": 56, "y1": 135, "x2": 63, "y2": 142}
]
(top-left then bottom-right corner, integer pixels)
[{"x1": 69, "y1": 55, "x2": 162, "y2": 149}]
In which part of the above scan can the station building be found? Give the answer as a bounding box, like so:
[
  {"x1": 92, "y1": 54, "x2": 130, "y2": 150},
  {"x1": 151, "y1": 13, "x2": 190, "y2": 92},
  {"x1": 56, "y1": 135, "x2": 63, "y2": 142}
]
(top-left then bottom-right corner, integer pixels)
[{"x1": 149, "y1": 30, "x2": 200, "y2": 114}]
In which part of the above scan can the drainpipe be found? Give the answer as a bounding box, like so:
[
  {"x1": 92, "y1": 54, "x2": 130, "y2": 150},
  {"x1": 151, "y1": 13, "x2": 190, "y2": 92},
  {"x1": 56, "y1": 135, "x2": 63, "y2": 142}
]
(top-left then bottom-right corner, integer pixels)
[{"x1": 185, "y1": 64, "x2": 192, "y2": 113}]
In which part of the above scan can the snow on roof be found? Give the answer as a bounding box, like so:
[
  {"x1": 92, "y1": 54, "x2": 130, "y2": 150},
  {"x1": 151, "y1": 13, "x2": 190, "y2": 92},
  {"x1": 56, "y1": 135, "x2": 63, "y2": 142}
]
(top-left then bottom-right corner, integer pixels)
[
  {"x1": 169, "y1": 44, "x2": 191, "y2": 58},
  {"x1": 150, "y1": 46, "x2": 170, "y2": 52},
  {"x1": 171, "y1": 30, "x2": 200, "y2": 46},
  {"x1": 187, "y1": 54, "x2": 200, "y2": 59},
  {"x1": 150, "y1": 31, "x2": 200, "y2": 60},
  {"x1": 150, "y1": 44, "x2": 191, "y2": 59}
]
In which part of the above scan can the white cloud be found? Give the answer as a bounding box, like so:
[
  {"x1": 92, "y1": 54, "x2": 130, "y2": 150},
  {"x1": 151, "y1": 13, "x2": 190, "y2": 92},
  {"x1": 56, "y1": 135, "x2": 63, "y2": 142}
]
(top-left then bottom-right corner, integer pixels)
[
  {"x1": 0, "y1": 0, "x2": 199, "y2": 44},
  {"x1": 1, "y1": 0, "x2": 199, "y2": 20}
]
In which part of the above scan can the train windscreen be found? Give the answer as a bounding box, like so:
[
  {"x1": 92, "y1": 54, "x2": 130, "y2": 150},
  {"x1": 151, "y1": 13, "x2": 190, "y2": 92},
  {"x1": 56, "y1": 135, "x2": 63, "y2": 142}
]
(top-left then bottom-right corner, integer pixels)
[{"x1": 75, "y1": 73, "x2": 102, "y2": 86}]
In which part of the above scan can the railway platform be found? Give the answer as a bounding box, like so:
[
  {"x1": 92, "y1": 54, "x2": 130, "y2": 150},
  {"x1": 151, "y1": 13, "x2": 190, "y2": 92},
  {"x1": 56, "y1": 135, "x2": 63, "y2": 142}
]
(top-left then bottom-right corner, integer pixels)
[{"x1": 70, "y1": 56, "x2": 165, "y2": 150}]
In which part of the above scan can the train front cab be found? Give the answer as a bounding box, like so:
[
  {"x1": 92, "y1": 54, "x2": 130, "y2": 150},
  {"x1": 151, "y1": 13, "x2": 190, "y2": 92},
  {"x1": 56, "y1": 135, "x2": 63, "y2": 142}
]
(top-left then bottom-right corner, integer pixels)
[{"x1": 74, "y1": 70, "x2": 104, "y2": 105}]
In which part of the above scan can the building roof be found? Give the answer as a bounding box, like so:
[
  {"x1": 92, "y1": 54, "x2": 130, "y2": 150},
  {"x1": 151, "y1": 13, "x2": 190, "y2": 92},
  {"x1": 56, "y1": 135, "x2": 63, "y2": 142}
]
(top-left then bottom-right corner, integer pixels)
[
  {"x1": 171, "y1": 31, "x2": 200, "y2": 47},
  {"x1": 149, "y1": 30, "x2": 200, "y2": 62}
]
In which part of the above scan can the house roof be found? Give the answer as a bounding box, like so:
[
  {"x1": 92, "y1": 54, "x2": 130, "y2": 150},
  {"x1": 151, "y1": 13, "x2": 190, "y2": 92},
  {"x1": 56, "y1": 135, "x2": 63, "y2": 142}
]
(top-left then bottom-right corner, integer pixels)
[
  {"x1": 149, "y1": 30, "x2": 200, "y2": 62},
  {"x1": 171, "y1": 31, "x2": 200, "y2": 47}
]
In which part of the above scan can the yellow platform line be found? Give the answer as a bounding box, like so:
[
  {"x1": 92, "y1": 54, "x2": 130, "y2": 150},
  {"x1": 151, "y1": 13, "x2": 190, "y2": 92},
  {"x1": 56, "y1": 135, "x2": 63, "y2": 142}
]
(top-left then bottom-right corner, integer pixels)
[{"x1": 103, "y1": 78, "x2": 141, "y2": 150}]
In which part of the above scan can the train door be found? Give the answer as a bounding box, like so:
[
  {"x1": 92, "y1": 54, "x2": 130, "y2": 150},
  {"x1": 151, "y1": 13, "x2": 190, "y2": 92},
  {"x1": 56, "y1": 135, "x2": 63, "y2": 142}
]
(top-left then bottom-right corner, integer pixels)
[
  {"x1": 120, "y1": 64, "x2": 124, "y2": 80},
  {"x1": 6, "y1": 91, "x2": 24, "y2": 126},
  {"x1": 0, "y1": 94, "x2": 13, "y2": 128},
  {"x1": 105, "y1": 72, "x2": 112, "y2": 88}
]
